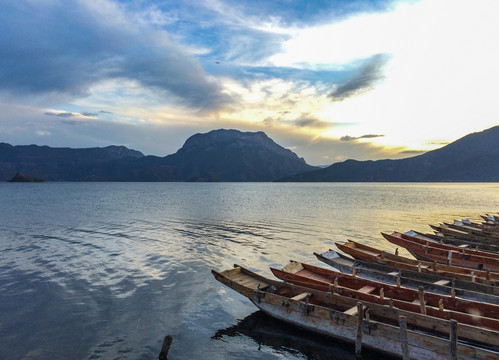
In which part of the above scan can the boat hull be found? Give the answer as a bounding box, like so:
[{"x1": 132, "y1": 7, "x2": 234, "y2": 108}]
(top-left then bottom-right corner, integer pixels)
[{"x1": 212, "y1": 267, "x2": 498, "y2": 360}]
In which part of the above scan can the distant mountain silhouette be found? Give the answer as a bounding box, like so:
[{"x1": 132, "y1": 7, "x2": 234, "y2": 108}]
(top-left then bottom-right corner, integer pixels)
[
  {"x1": 1, "y1": 130, "x2": 316, "y2": 181},
  {"x1": 0, "y1": 143, "x2": 144, "y2": 181},
  {"x1": 278, "y1": 126, "x2": 499, "y2": 182}
]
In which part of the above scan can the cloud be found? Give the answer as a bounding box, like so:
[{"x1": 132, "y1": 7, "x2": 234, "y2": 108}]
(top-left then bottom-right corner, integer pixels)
[
  {"x1": 329, "y1": 54, "x2": 389, "y2": 101},
  {"x1": 81, "y1": 112, "x2": 98, "y2": 117},
  {"x1": 45, "y1": 112, "x2": 76, "y2": 118},
  {"x1": 340, "y1": 134, "x2": 385, "y2": 141},
  {"x1": 0, "y1": 0, "x2": 229, "y2": 110}
]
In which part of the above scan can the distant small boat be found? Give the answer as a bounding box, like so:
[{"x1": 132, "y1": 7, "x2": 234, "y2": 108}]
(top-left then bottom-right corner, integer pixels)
[{"x1": 212, "y1": 265, "x2": 499, "y2": 359}]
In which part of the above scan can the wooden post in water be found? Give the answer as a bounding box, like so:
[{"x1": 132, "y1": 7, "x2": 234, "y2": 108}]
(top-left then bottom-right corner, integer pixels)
[
  {"x1": 399, "y1": 316, "x2": 410, "y2": 360},
  {"x1": 450, "y1": 320, "x2": 458, "y2": 360},
  {"x1": 355, "y1": 302, "x2": 364, "y2": 359},
  {"x1": 158, "y1": 335, "x2": 173, "y2": 360}
]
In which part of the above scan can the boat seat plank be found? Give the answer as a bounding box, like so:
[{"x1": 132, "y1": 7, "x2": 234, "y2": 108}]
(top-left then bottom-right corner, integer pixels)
[
  {"x1": 358, "y1": 285, "x2": 377, "y2": 294},
  {"x1": 433, "y1": 279, "x2": 451, "y2": 286},
  {"x1": 411, "y1": 299, "x2": 426, "y2": 305},
  {"x1": 343, "y1": 306, "x2": 358, "y2": 316},
  {"x1": 291, "y1": 292, "x2": 311, "y2": 301}
]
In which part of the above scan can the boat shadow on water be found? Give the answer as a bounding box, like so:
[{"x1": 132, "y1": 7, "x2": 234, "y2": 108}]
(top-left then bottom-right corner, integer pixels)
[{"x1": 212, "y1": 311, "x2": 398, "y2": 360}]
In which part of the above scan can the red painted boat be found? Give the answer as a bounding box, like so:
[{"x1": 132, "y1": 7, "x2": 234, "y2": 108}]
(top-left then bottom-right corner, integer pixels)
[
  {"x1": 382, "y1": 231, "x2": 499, "y2": 259},
  {"x1": 381, "y1": 232, "x2": 499, "y2": 271},
  {"x1": 336, "y1": 240, "x2": 498, "y2": 285}
]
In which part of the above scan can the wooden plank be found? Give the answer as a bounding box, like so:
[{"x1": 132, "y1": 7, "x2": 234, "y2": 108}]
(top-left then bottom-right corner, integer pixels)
[
  {"x1": 355, "y1": 303, "x2": 363, "y2": 359},
  {"x1": 344, "y1": 306, "x2": 359, "y2": 316},
  {"x1": 399, "y1": 316, "x2": 410, "y2": 360},
  {"x1": 433, "y1": 279, "x2": 451, "y2": 286},
  {"x1": 450, "y1": 319, "x2": 458, "y2": 360},
  {"x1": 290, "y1": 292, "x2": 311, "y2": 301},
  {"x1": 358, "y1": 285, "x2": 376, "y2": 294}
]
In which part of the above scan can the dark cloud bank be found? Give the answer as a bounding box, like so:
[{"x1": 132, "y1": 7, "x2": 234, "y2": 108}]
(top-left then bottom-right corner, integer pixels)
[{"x1": 0, "y1": 0, "x2": 228, "y2": 110}]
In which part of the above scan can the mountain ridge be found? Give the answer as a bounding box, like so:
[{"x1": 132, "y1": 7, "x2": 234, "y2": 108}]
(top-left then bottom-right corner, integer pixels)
[
  {"x1": 278, "y1": 125, "x2": 499, "y2": 182},
  {"x1": 0, "y1": 129, "x2": 316, "y2": 181},
  {"x1": 2, "y1": 126, "x2": 498, "y2": 182}
]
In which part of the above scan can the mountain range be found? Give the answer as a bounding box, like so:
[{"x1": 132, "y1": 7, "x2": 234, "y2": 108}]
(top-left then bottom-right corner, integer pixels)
[
  {"x1": 1, "y1": 126, "x2": 498, "y2": 182},
  {"x1": 279, "y1": 125, "x2": 499, "y2": 182},
  {"x1": 0, "y1": 129, "x2": 315, "y2": 181}
]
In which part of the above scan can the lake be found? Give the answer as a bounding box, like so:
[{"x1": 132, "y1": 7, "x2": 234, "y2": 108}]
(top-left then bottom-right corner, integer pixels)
[{"x1": 1, "y1": 182, "x2": 498, "y2": 359}]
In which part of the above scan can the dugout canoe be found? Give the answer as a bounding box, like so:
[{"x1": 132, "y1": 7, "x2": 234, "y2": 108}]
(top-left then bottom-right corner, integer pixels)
[
  {"x1": 381, "y1": 233, "x2": 499, "y2": 271},
  {"x1": 212, "y1": 265, "x2": 499, "y2": 359},
  {"x1": 335, "y1": 240, "x2": 498, "y2": 286},
  {"x1": 446, "y1": 221, "x2": 499, "y2": 239},
  {"x1": 382, "y1": 231, "x2": 499, "y2": 260},
  {"x1": 314, "y1": 249, "x2": 499, "y2": 299},
  {"x1": 431, "y1": 223, "x2": 498, "y2": 244},
  {"x1": 410, "y1": 229, "x2": 499, "y2": 253},
  {"x1": 271, "y1": 261, "x2": 499, "y2": 330}
]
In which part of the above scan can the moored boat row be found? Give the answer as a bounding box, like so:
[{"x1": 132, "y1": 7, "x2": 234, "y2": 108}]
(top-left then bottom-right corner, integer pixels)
[
  {"x1": 213, "y1": 265, "x2": 499, "y2": 359},
  {"x1": 212, "y1": 213, "x2": 499, "y2": 359}
]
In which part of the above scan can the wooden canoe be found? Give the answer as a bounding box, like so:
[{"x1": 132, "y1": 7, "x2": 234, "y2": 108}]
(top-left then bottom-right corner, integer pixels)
[
  {"x1": 430, "y1": 224, "x2": 484, "y2": 240},
  {"x1": 458, "y1": 219, "x2": 499, "y2": 233},
  {"x1": 431, "y1": 223, "x2": 499, "y2": 244},
  {"x1": 446, "y1": 221, "x2": 499, "y2": 239},
  {"x1": 314, "y1": 249, "x2": 499, "y2": 301},
  {"x1": 410, "y1": 229, "x2": 499, "y2": 253},
  {"x1": 336, "y1": 240, "x2": 498, "y2": 285},
  {"x1": 382, "y1": 231, "x2": 499, "y2": 260},
  {"x1": 381, "y1": 232, "x2": 499, "y2": 271},
  {"x1": 212, "y1": 265, "x2": 499, "y2": 359},
  {"x1": 271, "y1": 261, "x2": 499, "y2": 330}
]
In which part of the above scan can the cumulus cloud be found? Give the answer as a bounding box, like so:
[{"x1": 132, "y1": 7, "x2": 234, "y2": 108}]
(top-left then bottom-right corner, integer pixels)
[
  {"x1": 329, "y1": 53, "x2": 389, "y2": 101},
  {"x1": 0, "y1": 0, "x2": 229, "y2": 110}
]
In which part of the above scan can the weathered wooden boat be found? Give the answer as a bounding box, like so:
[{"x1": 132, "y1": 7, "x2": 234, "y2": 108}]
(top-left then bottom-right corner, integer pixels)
[
  {"x1": 430, "y1": 224, "x2": 488, "y2": 242},
  {"x1": 482, "y1": 215, "x2": 499, "y2": 224},
  {"x1": 410, "y1": 229, "x2": 499, "y2": 253},
  {"x1": 458, "y1": 219, "x2": 499, "y2": 233},
  {"x1": 445, "y1": 222, "x2": 499, "y2": 242},
  {"x1": 431, "y1": 223, "x2": 499, "y2": 244},
  {"x1": 314, "y1": 249, "x2": 499, "y2": 301},
  {"x1": 381, "y1": 232, "x2": 499, "y2": 271},
  {"x1": 382, "y1": 231, "x2": 499, "y2": 260},
  {"x1": 271, "y1": 261, "x2": 499, "y2": 330},
  {"x1": 212, "y1": 265, "x2": 499, "y2": 359},
  {"x1": 336, "y1": 240, "x2": 499, "y2": 286}
]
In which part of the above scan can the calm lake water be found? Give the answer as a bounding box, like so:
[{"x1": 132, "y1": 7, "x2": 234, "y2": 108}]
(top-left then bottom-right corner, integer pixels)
[{"x1": 1, "y1": 182, "x2": 498, "y2": 359}]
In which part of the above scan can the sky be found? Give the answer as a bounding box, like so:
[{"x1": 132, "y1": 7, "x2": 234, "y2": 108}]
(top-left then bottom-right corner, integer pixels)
[{"x1": 1, "y1": 0, "x2": 498, "y2": 165}]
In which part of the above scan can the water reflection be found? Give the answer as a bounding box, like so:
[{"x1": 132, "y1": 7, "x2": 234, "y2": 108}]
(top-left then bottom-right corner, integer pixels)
[{"x1": 213, "y1": 311, "x2": 397, "y2": 360}]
